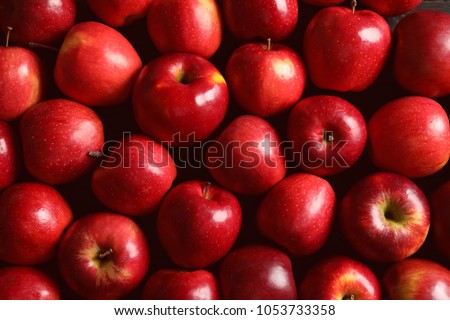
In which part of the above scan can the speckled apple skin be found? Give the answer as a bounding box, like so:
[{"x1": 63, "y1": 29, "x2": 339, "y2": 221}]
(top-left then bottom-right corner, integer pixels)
[
  {"x1": 359, "y1": 0, "x2": 422, "y2": 17},
  {"x1": 303, "y1": 6, "x2": 391, "y2": 92},
  {"x1": 20, "y1": 99, "x2": 104, "y2": 185},
  {"x1": 299, "y1": 256, "x2": 381, "y2": 300},
  {"x1": 0, "y1": 182, "x2": 73, "y2": 265},
  {"x1": 0, "y1": 121, "x2": 19, "y2": 191},
  {"x1": 431, "y1": 181, "x2": 450, "y2": 259},
  {"x1": 86, "y1": 0, "x2": 153, "y2": 27},
  {"x1": 0, "y1": 266, "x2": 60, "y2": 300}
]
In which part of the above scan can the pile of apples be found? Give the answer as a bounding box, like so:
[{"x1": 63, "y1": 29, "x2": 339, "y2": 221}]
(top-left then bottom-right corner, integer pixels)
[{"x1": 0, "y1": 0, "x2": 449, "y2": 300}]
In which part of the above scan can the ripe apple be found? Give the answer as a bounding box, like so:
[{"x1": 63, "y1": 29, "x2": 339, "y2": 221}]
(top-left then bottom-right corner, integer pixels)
[
  {"x1": 205, "y1": 115, "x2": 286, "y2": 195},
  {"x1": 431, "y1": 180, "x2": 450, "y2": 259},
  {"x1": 225, "y1": 40, "x2": 306, "y2": 117},
  {"x1": 0, "y1": 121, "x2": 19, "y2": 191},
  {"x1": 20, "y1": 99, "x2": 104, "y2": 185},
  {"x1": 0, "y1": 182, "x2": 73, "y2": 265},
  {"x1": 157, "y1": 180, "x2": 241, "y2": 268},
  {"x1": 359, "y1": 0, "x2": 422, "y2": 17},
  {"x1": 58, "y1": 212, "x2": 150, "y2": 299},
  {"x1": 132, "y1": 52, "x2": 228, "y2": 146},
  {"x1": 257, "y1": 173, "x2": 336, "y2": 256},
  {"x1": 0, "y1": 266, "x2": 60, "y2": 300},
  {"x1": 303, "y1": 6, "x2": 391, "y2": 92},
  {"x1": 92, "y1": 134, "x2": 177, "y2": 216},
  {"x1": 142, "y1": 269, "x2": 219, "y2": 300},
  {"x1": 302, "y1": 0, "x2": 345, "y2": 6},
  {"x1": 221, "y1": 0, "x2": 298, "y2": 41},
  {"x1": 86, "y1": 0, "x2": 153, "y2": 27},
  {"x1": 219, "y1": 245, "x2": 297, "y2": 299},
  {"x1": 383, "y1": 259, "x2": 450, "y2": 299},
  {"x1": 339, "y1": 172, "x2": 430, "y2": 262},
  {"x1": 287, "y1": 95, "x2": 367, "y2": 175},
  {"x1": 298, "y1": 256, "x2": 381, "y2": 300},
  {"x1": 393, "y1": 10, "x2": 450, "y2": 98},
  {"x1": 368, "y1": 96, "x2": 450, "y2": 178},
  {"x1": 54, "y1": 21, "x2": 142, "y2": 107},
  {"x1": 0, "y1": 0, "x2": 76, "y2": 45},
  {"x1": 146, "y1": 0, "x2": 222, "y2": 59}
]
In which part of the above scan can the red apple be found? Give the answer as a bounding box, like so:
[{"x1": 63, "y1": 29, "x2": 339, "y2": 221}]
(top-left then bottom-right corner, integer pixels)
[
  {"x1": 86, "y1": 0, "x2": 153, "y2": 27},
  {"x1": 0, "y1": 182, "x2": 73, "y2": 265},
  {"x1": 368, "y1": 96, "x2": 450, "y2": 178},
  {"x1": 303, "y1": 6, "x2": 391, "y2": 92},
  {"x1": 219, "y1": 245, "x2": 297, "y2": 300},
  {"x1": 222, "y1": 0, "x2": 298, "y2": 41},
  {"x1": 205, "y1": 115, "x2": 286, "y2": 195},
  {"x1": 157, "y1": 180, "x2": 241, "y2": 268},
  {"x1": 359, "y1": 0, "x2": 422, "y2": 17},
  {"x1": 0, "y1": 0, "x2": 76, "y2": 45},
  {"x1": 431, "y1": 180, "x2": 450, "y2": 259},
  {"x1": 92, "y1": 133, "x2": 177, "y2": 216},
  {"x1": 226, "y1": 40, "x2": 306, "y2": 117},
  {"x1": 383, "y1": 259, "x2": 450, "y2": 299},
  {"x1": 302, "y1": 0, "x2": 345, "y2": 6},
  {"x1": 132, "y1": 52, "x2": 228, "y2": 146},
  {"x1": 20, "y1": 99, "x2": 104, "y2": 185},
  {"x1": 298, "y1": 256, "x2": 381, "y2": 300},
  {"x1": 146, "y1": 0, "x2": 222, "y2": 59},
  {"x1": 257, "y1": 173, "x2": 336, "y2": 256},
  {"x1": 0, "y1": 121, "x2": 19, "y2": 191},
  {"x1": 58, "y1": 212, "x2": 150, "y2": 299},
  {"x1": 287, "y1": 95, "x2": 367, "y2": 176},
  {"x1": 339, "y1": 172, "x2": 430, "y2": 262},
  {"x1": 142, "y1": 269, "x2": 219, "y2": 300},
  {"x1": 54, "y1": 21, "x2": 142, "y2": 107},
  {"x1": 393, "y1": 10, "x2": 450, "y2": 97},
  {"x1": 0, "y1": 266, "x2": 60, "y2": 300}
]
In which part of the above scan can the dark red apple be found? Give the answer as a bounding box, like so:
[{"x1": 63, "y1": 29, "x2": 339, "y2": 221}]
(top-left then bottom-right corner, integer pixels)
[
  {"x1": 54, "y1": 21, "x2": 142, "y2": 107},
  {"x1": 226, "y1": 40, "x2": 306, "y2": 117},
  {"x1": 86, "y1": 0, "x2": 153, "y2": 27},
  {"x1": 383, "y1": 259, "x2": 450, "y2": 299},
  {"x1": 92, "y1": 134, "x2": 177, "y2": 216},
  {"x1": 222, "y1": 0, "x2": 298, "y2": 41},
  {"x1": 157, "y1": 180, "x2": 241, "y2": 268},
  {"x1": 302, "y1": 0, "x2": 345, "y2": 6},
  {"x1": 303, "y1": 6, "x2": 391, "y2": 92},
  {"x1": 339, "y1": 172, "x2": 430, "y2": 262},
  {"x1": 299, "y1": 256, "x2": 381, "y2": 300},
  {"x1": 368, "y1": 96, "x2": 450, "y2": 178},
  {"x1": 431, "y1": 180, "x2": 450, "y2": 259},
  {"x1": 287, "y1": 95, "x2": 367, "y2": 176},
  {"x1": 0, "y1": 121, "x2": 19, "y2": 191},
  {"x1": 132, "y1": 52, "x2": 228, "y2": 146},
  {"x1": 257, "y1": 173, "x2": 336, "y2": 256},
  {"x1": 0, "y1": 266, "x2": 60, "y2": 300},
  {"x1": 20, "y1": 99, "x2": 104, "y2": 185},
  {"x1": 142, "y1": 269, "x2": 219, "y2": 300},
  {"x1": 0, "y1": 182, "x2": 73, "y2": 265},
  {"x1": 146, "y1": 0, "x2": 222, "y2": 58},
  {"x1": 359, "y1": 0, "x2": 422, "y2": 17},
  {"x1": 58, "y1": 212, "x2": 150, "y2": 300}
]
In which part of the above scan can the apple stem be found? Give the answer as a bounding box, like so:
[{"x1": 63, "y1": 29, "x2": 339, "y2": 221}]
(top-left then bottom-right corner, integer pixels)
[
  {"x1": 351, "y1": 0, "x2": 357, "y2": 13},
  {"x1": 324, "y1": 131, "x2": 334, "y2": 143},
  {"x1": 343, "y1": 294, "x2": 355, "y2": 300},
  {"x1": 203, "y1": 182, "x2": 212, "y2": 199},
  {"x1": 5, "y1": 26, "x2": 12, "y2": 47},
  {"x1": 98, "y1": 248, "x2": 113, "y2": 259},
  {"x1": 88, "y1": 151, "x2": 103, "y2": 158},
  {"x1": 28, "y1": 42, "x2": 59, "y2": 52},
  {"x1": 266, "y1": 38, "x2": 272, "y2": 51}
]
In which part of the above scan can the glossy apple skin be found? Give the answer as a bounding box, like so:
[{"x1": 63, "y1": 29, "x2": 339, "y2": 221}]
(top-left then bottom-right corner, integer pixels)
[
  {"x1": 132, "y1": 53, "x2": 228, "y2": 146},
  {"x1": 287, "y1": 95, "x2": 367, "y2": 176},
  {"x1": 0, "y1": 0, "x2": 76, "y2": 45},
  {"x1": 205, "y1": 115, "x2": 286, "y2": 195},
  {"x1": 393, "y1": 10, "x2": 450, "y2": 98},
  {"x1": 360, "y1": 0, "x2": 422, "y2": 17},
  {"x1": 157, "y1": 180, "x2": 241, "y2": 268},
  {"x1": 226, "y1": 42, "x2": 306, "y2": 117},
  {"x1": 302, "y1": 0, "x2": 345, "y2": 6},
  {"x1": 147, "y1": 0, "x2": 222, "y2": 59},
  {"x1": 222, "y1": 0, "x2": 298, "y2": 41},
  {"x1": 431, "y1": 181, "x2": 450, "y2": 259},
  {"x1": 368, "y1": 96, "x2": 450, "y2": 178},
  {"x1": 0, "y1": 121, "x2": 19, "y2": 191},
  {"x1": 339, "y1": 172, "x2": 430, "y2": 262},
  {"x1": 92, "y1": 134, "x2": 177, "y2": 216},
  {"x1": 54, "y1": 21, "x2": 142, "y2": 107},
  {"x1": 0, "y1": 182, "x2": 73, "y2": 265},
  {"x1": 383, "y1": 259, "x2": 450, "y2": 299},
  {"x1": 20, "y1": 99, "x2": 104, "y2": 185},
  {"x1": 219, "y1": 245, "x2": 297, "y2": 300},
  {"x1": 303, "y1": 6, "x2": 391, "y2": 92},
  {"x1": 86, "y1": 0, "x2": 153, "y2": 27},
  {"x1": 299, "y1": 256, "x2": 381, "y2": 300},
  {"x1": 257, "y1": 173, "x2": 336, "y2": 256},
  {"x1": 0, "y1": 266, "x2": 60, "y2": 300},
  {"x1": 58, "y1": 212, "x2": 150, "y2": 300},
  {"x1": 0, "y1": 46, "x2": 45, "y2": 121},
  {"x1": 142, "y1": 269, "x2": 220, "y2": 300}
]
